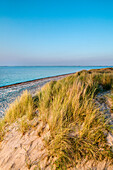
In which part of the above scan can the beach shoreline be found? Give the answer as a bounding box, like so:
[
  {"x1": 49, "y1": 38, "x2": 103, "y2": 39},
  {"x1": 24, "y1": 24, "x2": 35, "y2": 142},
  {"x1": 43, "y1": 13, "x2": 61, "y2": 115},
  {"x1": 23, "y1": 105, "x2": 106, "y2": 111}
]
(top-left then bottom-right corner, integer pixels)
[
  {"x1": 0, "y1": 72, "x2": 75, "y2": 89},
  {"x1": 0, "y1": 72, "x2": 75, "y2": 117}
]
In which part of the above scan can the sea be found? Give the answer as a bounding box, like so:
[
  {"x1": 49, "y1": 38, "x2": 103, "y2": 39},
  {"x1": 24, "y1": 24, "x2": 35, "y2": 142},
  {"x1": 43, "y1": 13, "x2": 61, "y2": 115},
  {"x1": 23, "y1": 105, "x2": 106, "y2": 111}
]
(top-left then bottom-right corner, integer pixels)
[{"x1": 0, "y1": 66, "x2": 113, "y2": 117}]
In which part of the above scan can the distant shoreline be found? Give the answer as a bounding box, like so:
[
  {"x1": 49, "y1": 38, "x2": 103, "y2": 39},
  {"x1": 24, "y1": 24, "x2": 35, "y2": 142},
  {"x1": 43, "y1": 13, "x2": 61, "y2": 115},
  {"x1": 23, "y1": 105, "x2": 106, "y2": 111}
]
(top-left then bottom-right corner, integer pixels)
[
  {"x1": 0, "y1": 72, "x2": 74, "y2": 89},
  {"x1": 1, "y1": 66, "x2": 113, "y2": 89}
]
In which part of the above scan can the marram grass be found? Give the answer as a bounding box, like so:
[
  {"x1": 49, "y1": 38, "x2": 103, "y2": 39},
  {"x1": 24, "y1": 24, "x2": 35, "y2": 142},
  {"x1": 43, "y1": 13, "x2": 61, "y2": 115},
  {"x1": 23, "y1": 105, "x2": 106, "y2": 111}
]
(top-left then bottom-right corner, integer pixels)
[
  {"x1": 0, "y1": 90, "x2": 34, "y2": 140},
  {"x1": 4, "y1": 90, "x2": 34, "y2": 123},
  {"x1": 37, "y1": 70, "x2": 113, "y2": 168},
  {"x1": 0, "y1": 68, "x2": 113, "y2": 169}
]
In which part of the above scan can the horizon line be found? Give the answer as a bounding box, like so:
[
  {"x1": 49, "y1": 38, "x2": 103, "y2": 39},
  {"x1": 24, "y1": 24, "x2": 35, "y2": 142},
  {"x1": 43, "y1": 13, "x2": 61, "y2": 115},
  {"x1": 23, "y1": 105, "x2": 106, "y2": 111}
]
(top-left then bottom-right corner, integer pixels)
[{"x1": 0, "y1": 65, "x2": 113, "y2": 67}]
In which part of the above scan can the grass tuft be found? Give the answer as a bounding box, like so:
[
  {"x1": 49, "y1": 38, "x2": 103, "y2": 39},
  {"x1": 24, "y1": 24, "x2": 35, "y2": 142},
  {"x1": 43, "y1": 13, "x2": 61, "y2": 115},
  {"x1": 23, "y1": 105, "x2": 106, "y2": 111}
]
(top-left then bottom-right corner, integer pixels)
[{"x1": 4, "y1": 90, "x2": 34, "y2": 123}]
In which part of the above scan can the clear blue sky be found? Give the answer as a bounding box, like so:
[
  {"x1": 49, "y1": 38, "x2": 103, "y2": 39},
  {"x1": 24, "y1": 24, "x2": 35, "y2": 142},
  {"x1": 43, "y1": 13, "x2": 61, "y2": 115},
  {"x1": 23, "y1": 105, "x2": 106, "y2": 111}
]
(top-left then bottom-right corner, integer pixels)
[{"x1": 0, "y1": 0, "x2": 113, "y2": 66}]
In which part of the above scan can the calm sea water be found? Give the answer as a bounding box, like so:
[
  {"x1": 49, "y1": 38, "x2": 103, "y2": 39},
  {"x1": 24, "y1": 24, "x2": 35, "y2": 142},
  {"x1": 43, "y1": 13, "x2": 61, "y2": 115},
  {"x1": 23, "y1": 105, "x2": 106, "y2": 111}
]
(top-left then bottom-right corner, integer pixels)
[
  {"x1": 0, "y1": 66, "x2": 113, "y2": 87},
  {"x1": 0, "y1": 66, "x2": 113, "y2": 117}
]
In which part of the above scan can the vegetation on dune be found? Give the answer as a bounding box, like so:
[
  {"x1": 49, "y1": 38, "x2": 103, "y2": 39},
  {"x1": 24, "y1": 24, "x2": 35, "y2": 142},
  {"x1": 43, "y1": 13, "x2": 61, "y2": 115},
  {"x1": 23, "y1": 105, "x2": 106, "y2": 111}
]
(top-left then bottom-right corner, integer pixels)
[
  {"x1": 5, "y1": 90, "x2": 34, "y2": 123},
  {"x1": 0, "y1": 68, "x2": 113, "y2": 169},
  {"x1": 0, "y1": 90, "x2": 34, "y2": 139},
  {"x1": 108, "y1": 92, "x2": 113, "y2": 113},
  {"x1": 37, "y1": 69, "x2": 113, "y2": 168}
]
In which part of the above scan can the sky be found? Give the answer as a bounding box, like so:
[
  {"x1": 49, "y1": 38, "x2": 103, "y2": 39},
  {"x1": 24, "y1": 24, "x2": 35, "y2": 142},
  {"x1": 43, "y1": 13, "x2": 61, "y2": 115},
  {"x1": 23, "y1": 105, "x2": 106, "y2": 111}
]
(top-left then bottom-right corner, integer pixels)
[{"x1": 0, "y1": 0, "x2": 113, "y2": 66}]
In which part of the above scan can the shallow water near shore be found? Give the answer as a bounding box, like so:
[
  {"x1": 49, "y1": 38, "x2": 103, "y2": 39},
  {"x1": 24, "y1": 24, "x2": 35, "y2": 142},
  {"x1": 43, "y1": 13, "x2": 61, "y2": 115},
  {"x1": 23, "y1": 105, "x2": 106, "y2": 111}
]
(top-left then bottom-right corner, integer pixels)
[
  {"x1": 0, "y1": 66, "x2": 113, "y2": 117},
  {"x1": 0, "y1": 66, "x2": 112, "y2": 87}
]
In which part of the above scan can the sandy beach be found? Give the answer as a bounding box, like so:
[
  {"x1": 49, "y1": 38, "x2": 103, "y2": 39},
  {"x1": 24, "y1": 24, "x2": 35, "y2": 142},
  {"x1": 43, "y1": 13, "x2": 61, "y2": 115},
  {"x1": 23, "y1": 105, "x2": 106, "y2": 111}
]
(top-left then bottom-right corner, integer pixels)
[{"x1": 0, "y1": 68, "x2": 113, "y2": 169}]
